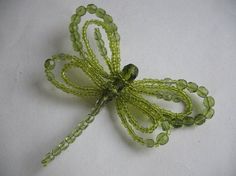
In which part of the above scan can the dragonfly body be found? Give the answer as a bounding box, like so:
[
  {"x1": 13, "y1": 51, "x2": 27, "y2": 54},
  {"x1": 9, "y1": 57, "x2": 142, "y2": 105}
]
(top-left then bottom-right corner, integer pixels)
[{"x1": 41, "y1": 4, "x2": 215, "y2": 166}]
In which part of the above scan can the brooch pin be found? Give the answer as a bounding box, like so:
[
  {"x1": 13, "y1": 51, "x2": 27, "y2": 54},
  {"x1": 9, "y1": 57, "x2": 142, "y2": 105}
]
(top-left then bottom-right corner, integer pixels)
[{"x1": 42, "y1": 4, "x2": 215, "y2": 166}]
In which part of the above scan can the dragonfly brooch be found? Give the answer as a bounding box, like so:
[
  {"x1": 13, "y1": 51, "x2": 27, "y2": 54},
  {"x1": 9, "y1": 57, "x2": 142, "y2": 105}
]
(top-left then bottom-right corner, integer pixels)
[{"x1": 41, "y1": 4, "x2": 215, "y2": 166}]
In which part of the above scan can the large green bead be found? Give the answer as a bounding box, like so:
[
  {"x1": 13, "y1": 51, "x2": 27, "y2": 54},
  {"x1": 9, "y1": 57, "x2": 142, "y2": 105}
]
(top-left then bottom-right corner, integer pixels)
[
  {"x1": 161, "y1": 121, "x2": 170, "y2": 131},
  {"x1": 76, "y1": 6, "x2": 86, "y2": 16},
  {"x1": 197, "y1": 86, "x2": 209, "y2": 98},
  {"x1": 171, "y1": 118, "x2": 183, "y2": 128},
  {"x1": 44, "y1": 59, "x2": 55, "y2": 70},
  {"x1": 176, "y1": 79, "x2": 187, "y2": 89},
  {"x1": 87, "y1": 4, "x2": 97, "y2": 14},
  {"x1": 183, "y1": 116, "x2": 194, "y2": 126},
  {"x1": 156, "y1": 132, "x2": 169, "y2": 145},
  {"x1": 96, "y1": 8, "x2": 106, "y2": 18},
  {"x1": 187, "y1": 82, "x2": 198, "y2": 93},
  {"x1": 203, "y1": 108, "x2": 215, "y2": 119},
  {"x1": 203, "y1": 96, "x2": 215, "y2": 108},
  {"x1": 194, "y1": 114, "x2": 206, "y2": 125}
]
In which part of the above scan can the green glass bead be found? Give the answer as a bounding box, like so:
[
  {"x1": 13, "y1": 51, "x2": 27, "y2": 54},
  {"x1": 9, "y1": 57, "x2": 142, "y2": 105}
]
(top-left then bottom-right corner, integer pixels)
[
  {"x1": 197, "y1": 86, "x2": 209, "y2": 98},
  {"x1": 76, "y1": 6, "x2": 86, "y2": 16},
  {"x1": 71, "y1": 14, "x2": 77, "y2": 22},
  {"x1": 203, "y1": 108, "x2": 215, "y2": 119},
  {"x1": 171, "y1": 118, "x2": 183, "y2": 128},
  {"x1": 187, "y1": 82, "x2": 198, "y2": 93},
  {"x1": 156, "y1": 132, "x2": 169, "y2": 145},
  {"x1": 96, "y1": 8, "x2": 106, "y2": 18},
  {"x1": 163, "y1": 93, "x2": 172, "y2": 101},
  {"x1": 104, "y1": 14, "x2": 113, "y2": 23},
  {"x1": 41, "y1": 152, "x2": 54, "y2": 166},
  {"x1": 109, "y1": 23, "x2": 118, "y2": 32},
  {"x1": 100, "y1": 47, "x2": 107, "y2": 56},
  {"x1": 46, "y1": 72, "x2": 55, "y2": 81},
  {"x1": 172, "y1": 96, "x2": 181, "y2": 103},
  {"x1": 60, "y1": 141, "x2": 69, "y2": 150},
  {"x1": 114, "y1": 32, "x2": 120, "y2": 41},
  {"x1": 161, "y1": 121, "x2": 170, "y2": 131},
  {"x1": 94, "y1": 29, "x2": 102, "y2": 40},
  {"x1": 69, "y1": 23, "x2": 74, "y2": 33},
  {"x1": 203, "y1": 96, "x2": 215, "y2": 108},
  {"x1": 183, "y1": 116, "x2": 194, "y2": 126},
  {"x1": 65, "y1": 135, "x2": 75, "y2": 144},
  {"x1": 52, "y1": 146, "x2": 61, "y2": 156},
  {"x1": 176, "y1": 79, "x2": 187, "y2": 89},
  {"x1": 145, "y1": 139, "x2": 155, "y2": 147},
  {"x1": 44, "y1": 59, "x2": 55, "y2": 70},
  {"x1": 156, "y1": 92, "x2": 163, "y2": 99},
  {"x1": 74, "y1": 16, "x2": 81, "y2": 24},
  {"x1": 194, "y1": 114, "x2": 206, "y2": 125},
  {"x1": 87, "y1": 4, "x2": 97, "y2": 14},
  {"x1": 73, "y1": 129, "x2": 82, "y2": 137}
]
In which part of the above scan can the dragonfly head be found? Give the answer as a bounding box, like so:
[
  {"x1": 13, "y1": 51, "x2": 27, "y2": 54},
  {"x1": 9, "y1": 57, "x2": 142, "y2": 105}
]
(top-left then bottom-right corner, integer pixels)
[{"x1": 121, "y1": 64, "x2": 139, "y2": 82}]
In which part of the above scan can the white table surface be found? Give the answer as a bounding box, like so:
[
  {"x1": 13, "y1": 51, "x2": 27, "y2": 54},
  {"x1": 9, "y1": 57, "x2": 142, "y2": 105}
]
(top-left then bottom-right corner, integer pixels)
[{"x1": 0, "y1": 0, "x2": 236, "y2": 176}]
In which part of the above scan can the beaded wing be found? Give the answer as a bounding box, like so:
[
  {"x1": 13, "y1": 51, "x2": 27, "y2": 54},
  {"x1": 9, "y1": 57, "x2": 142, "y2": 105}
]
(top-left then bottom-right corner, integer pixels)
[{"x1": 42, "y1": 4, "x2": 215, "y2": 166}]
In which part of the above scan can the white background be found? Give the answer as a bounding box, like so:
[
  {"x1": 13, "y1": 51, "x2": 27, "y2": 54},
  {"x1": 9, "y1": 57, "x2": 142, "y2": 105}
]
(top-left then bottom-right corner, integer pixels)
[{"x1": 0, "y1": 0, "x2": 236, "y2": 176}]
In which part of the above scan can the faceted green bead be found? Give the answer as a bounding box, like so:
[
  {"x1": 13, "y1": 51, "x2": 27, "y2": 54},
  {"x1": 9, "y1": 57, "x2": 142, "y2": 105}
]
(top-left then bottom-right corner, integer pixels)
[
  {"x1": 203, "y1": 108, "x2": 215, "y2": 119},
  {"x1": 41, "y1": 152, "x2": 54, "y2": 166},
  {"x1": 176, "y1": 79, "x2": 187, "y2": 89},
  {"x1": 109, "y1": 23, "x2": 118, "y2": 32},
  {"x1": 183, "y1": 116, "x2": 194, "y2": 126},
  {"x1": 197, "y1": 86, "x2": 209, "y2": 98},
  {"x1": 87, "y1": 4, "x2": 97, "y2": 14},
  {"x1": 163, "y1": 93, "x2": 172, "y2": 101},
  {"x1": 104, "y1": 14, "x2": 113, "y2": 23},
  {"x1": 71, "y1": 14, "x2": 77, "y2": 22},
  {"x1": 74, "y1": 32, "x2": 80, "y2": 40},
  {"x1": 75, "y1": 41, "x2": 83, "y2": 49},
  {"x1": 52, "y1": 146, "x2": 61, "y2": 156},
  {"x1": 156, "y1": 132, "x2": 169, "y2": 145},
  {"x1": 194, "y1": 114, "x2": 206, "y2": 125},
  {"x1": 145, "y1": 139, "x2": 154, "y2": 147},
  {"x1": 44, "y1": 59, "x2": 55, "y2": 70},
  {"x1": 85, "y1": 116, "x2": 95, "y2": 123},
  {"x1": 172, "y1": 95, "x2": 181, "y2": 103},
  {"x1": 203, "y1": 96, "x2": 215, "y2": 108},
  {"x1": 114, "y1": 32, "x2": 120, "y2": 41},
  {"x1": 171, "y1": 118, "x2": 183, "y2": 128},
  {"x1": 96, "y1": 8, "x2": 106, "y2": 18},
  {"x1": 161, "y1": 121, "x2": 170, "y2": 131},
  {"x1": 73, "y1": 129, "x2": 82, "y2": 137},
  {"x1": 76, "y1": 6, "x2": 86, "y2": 16},
  {"x1": 60, "y1": 141, "x2": 69, "y2": 150},
  {"x1": 187, "y1": 82, "x2": 198, "y2": 93}
]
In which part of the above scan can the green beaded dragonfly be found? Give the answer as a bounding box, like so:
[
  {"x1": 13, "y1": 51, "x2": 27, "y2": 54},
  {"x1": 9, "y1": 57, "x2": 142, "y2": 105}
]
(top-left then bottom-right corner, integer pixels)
[{"x1": 42, "y1": 4, "x2": 215, "y2": 166}]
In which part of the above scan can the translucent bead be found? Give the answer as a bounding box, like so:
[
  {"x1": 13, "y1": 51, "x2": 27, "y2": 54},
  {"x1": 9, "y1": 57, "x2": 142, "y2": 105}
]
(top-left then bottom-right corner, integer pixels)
[
  {"x1": 161, "y1": 121, "x2": 170, "y2": 131},
  {"x1": 60, "y1": 141, "x2": 69, "y2": 150},
  {"x1": 187, "y1": 82, "x2": 198, "y2": 93},
  {"x1": 172, "y1": 95, "x2": 181, "y2": 103},
  {"x1": 203, "y1": 96, "x2": 215, "y2": 108},
  {"x1": 47, "y1": 72, "x2": 55, "y2": 81},
  {"x1": 183, "y1": 116, "x2": 194, "y2": 126},
  {"x1": 94, "y1": 29, "x2": 102, "y2": 40},
  {"x1": 100, "y1": 47, "x2": 107, "y2": 57},
  {"x1": 44, "y1": 59, "x2": 55, "y2": 70},
  {"x1": 176, "y1": 79, "x2": 187, "y2": 89},
  {"x1": 114, "y1": 32, "x2": 120, "y2": 41},
  {"x1": 145, "y1": 139, "x2": 154, "y2": 147},
  {"x1": 96, "y1": 8, "x2": 106, "y2": 18},
  {"x1": 85, "y1": 116, "x2": 95, "y2": 123},
  {"x1": 41, "y1": 152, "x2": 54, "y2": 166},
  {"x1": 65, "y1": 135, "x2": 75, "y2": 144},
  {"x1": 52, "y1": 146, "x2": 61, "y2": 156},
  {"x1": 87, "y1": 4, "x2": 97, "y2": 14},
  {"x1": 203, "y1": 108, "x2": 215, "y2": 119},
  {"x1": 73, "y1": 129, "x2": 82, "y2": 137},
  {"x1": 104, "y1": 14, "x2": 113, "y2": 23},
  {"x1": 194, "y1": 114, "x2": 206, "y2": 125},
  {"x1": 76, "y1": 6, "x2": 86, "y2": 16},
  {"x1": 163, "y1": 93, "x2": 172, "y2": 101},
  {"x1": 109, "y1": 23, "x2": 118, "y2": 32},
  {"x1": 71, "y1": 14, "x2": 77, "y2": 22},
  {"x1": 171, "y1": 118, "x2": 183, "y2": 128},
  {"x1": 156, "y1": 92, "x2": 163, "y2": 99},
  {"x1": 197, "y1": 86, "x2": 209, "y2": 98},
  {"x1": 156, "y1": 132, "x2": 169, "y2": 145}
]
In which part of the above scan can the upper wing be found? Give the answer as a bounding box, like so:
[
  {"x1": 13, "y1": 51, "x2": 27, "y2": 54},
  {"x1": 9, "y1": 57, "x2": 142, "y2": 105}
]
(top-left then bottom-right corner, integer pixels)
[
  {"x1": 131, "y1": 78, "x2": 215, "y2": 127},
  {"x1": 69, "y1": 4, "x2": 121, "y2": 77},
  {"x1": 44, "y1": 53, "x2": 106, "y2": 97}
]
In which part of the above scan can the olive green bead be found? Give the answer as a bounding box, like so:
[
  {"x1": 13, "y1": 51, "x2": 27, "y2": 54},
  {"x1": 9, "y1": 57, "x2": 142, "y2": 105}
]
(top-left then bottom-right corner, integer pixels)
[
  {"x1": 156, "y1": 92, "x2": 163, "y2": 99},
  {"x1": 73, "y1": 129, "x2": 82, "y2": 137},
  {"x1": 65, "y1": 135, "x2": 75, "y2": 144},
  {"x1": 96, "y1": 8, "x2": 106, "y2": 18},
  {"x1": 60, "y1": 141, "x2": 69, "y2": 150},
  {"x1": 197, "y1": 86, "x2": 209, "y2": 98},
  {"x1": 46, "y1": 72, "x2": 55, "y2": 81},
  {"x1": 104, "y1": 14, "x2": 113, "y2": 23},
  {"x1": 172, "y1": 96, "x2": 181, "y2": 103},
  {"x1": 44, "y1": 59, "x2": 55, "y2": 70},
  {"x1": 87, "y1": 4, "x2": 97, "y2": 14},
  {"x1": 69, "y1": 23, "x2": 74, "y2": 33},
  {"x1": 171, "y1": 118, "x2": 183, "y2": 128},
  {"x1": 194, "y1": 114, "x2": 206, "y2": 125},
  {"x1": 94, "y1": 29, "x2": 102, "y2": 40},
  {"x1": 203, "y1": 96, "x2": 215, "y2": 108},
  {"x1": 85, "y1": 116, "x2": 95, "y2": 123},
  {"x1": 183, "y1": 116, "x2": 194, "y2": 126},
  {"x1": 109, "y1": 23, "x2": 118, "y2": 32},
  {"x1": 76, "y1": 6, "x2": 86, "y2": 16},
  {"x1": 52, "y1": 146, "x2": 61, "y2": 156},
  {"x1": 187, "y1": 82, "x2": 198, "y2": 93},
  {"x1": 161, "y1": 121, "x2": 170, "y2": 131},
  {"x1": 203, "y1": 108, "x2": 215, "y2": 119},
  {"x1": 145, "y1": 139, "x2": 155, "y2": 147},
  {"x1": 156, "y1": 132, "x2": 169, "y2": 145},
  {"x1": 71, "y1": 14, "x2": 77, "y2": 22},
  {"x1": 114, "y1": 32, "x2": 120, "y2": 41},
  {"x1": 163, "y1": 93, "x2": 172, "y2": 101},
  {"x1": 176, "y1": 79, "x2": 187, "y2": 89}
]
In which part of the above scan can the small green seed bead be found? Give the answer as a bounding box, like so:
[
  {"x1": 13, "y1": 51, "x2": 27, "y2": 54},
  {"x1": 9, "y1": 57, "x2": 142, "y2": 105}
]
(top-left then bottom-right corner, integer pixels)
[
  {"x1": 171, "y1": 118, "x2": 183, "y2": 128},
  {"x1": 187, "y1": 82, "x2": 198, "y2": 93},
  {"x1": 96, "y1": 8, "x2": 106, "y2": 18},
  {"x1": 156, "y1": 132, "x2": 169, "y2": 145},
  {"x1": 73, "y1": 43, "x2": 79, "y2": 51},
  {"x1": 44, "y1": 59, "x2": 55, "y2": 70},
  {"x1": 145, "y1": 139, "x2": 154, "y2": 147},
  {"x1": 203, "y1": 96, "x2": 215, "y2": 108},
  {"x1": 194, "y1": 114, "x2": 206, "y2": 125},
  {"x1": 76, "y1": 6, "x2": 86, "y2": 16},
  {"x1": 104, "y1": 14, "x2": 113, "y2": 23},
  {"x1": 41, "y1": 152, "x2": 54, "y2": 166},
  {"x1": 75, "y1": 41, "x2": 83, "y2": 49},
  {"x1": 85, "y1": 116, "x2": 95, "y2": 123},
  {"x1": 87, "y1": 4, "x2": 97, "y2": 14},
  {"x1": 197, "y1": 86, "x2": 209, "y2": 98},
  {"x1": 52, "y1": 146, "x2": 61, "y2": 156},
  {"x1": 74, "y1": 16, "x2": 81, "y2": 24},
  {"x1": 183, "y1": 116, "x2": 194, "y2": 126},
  {"x1": 65, "y1": 135, "x2": 75, "y2": 144},
  {"x1": 71, "y1": 14, "x2": 77, "y2": 22},
  {"x1": 203, "y1": 108, "x2": 215, "y2": 119},
  {"x1": 176, "y1": 79, "x2": 187, "y2": 89},
  {"x1": 74, "y1": 32, "x2": 80, "y2": 40},
  {"x1": 161, "y1": 121, "x2": 170, "y2": 131}
]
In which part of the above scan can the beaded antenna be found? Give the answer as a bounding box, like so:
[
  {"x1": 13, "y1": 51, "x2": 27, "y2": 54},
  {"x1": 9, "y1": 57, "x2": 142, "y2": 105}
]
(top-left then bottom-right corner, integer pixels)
[{"x1": 42, "y1": 4, "x2": 215, "y2": 166}]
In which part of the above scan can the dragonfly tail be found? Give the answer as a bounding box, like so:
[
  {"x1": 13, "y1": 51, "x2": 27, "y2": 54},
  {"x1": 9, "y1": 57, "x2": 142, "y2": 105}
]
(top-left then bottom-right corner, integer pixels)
[{"x1": 41, "y1": 96, "x2": 106, "y2": 166}]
